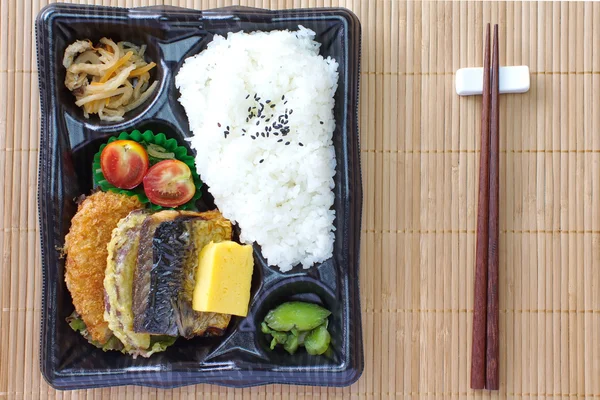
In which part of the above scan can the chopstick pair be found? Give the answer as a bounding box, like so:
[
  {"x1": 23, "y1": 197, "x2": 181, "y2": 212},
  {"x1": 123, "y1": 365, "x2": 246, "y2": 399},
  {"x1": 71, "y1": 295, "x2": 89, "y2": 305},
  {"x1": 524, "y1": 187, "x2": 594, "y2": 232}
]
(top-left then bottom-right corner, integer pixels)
[{"x1": 470, "y1": 23, "x2": 500, "y2": 391}]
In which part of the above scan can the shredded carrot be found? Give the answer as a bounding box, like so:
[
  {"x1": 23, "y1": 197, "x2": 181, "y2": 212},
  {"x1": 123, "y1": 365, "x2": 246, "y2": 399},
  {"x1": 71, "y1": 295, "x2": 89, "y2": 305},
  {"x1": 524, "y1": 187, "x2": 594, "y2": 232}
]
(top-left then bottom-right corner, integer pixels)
[
  {"x1": 85, "y1": 101, "x2": 95, "y2": 113},
  {"x1": 128, "y1": 62, "x2": 156, "y2": 78},
  {"x1": 98, "y1": 51, "x2": 133, "y2": 83}
]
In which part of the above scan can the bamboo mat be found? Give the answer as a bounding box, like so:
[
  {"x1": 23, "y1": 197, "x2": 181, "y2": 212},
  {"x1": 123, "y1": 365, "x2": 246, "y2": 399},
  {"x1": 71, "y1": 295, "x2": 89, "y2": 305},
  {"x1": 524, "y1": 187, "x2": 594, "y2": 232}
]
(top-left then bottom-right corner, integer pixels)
[{"x1": 1, "y1": 0, "x2": 600, "y2": 398}]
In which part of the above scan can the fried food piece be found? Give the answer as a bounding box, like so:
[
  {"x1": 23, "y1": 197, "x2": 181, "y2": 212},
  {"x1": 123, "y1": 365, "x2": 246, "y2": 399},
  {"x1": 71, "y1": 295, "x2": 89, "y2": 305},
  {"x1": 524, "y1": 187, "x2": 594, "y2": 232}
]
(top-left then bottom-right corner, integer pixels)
[
  {"x1": 64, "y1": 191, "x2": 143, "y2": 345},
  {"x1": 104, "y1": 210, "x2": 151, "y2": 355}
]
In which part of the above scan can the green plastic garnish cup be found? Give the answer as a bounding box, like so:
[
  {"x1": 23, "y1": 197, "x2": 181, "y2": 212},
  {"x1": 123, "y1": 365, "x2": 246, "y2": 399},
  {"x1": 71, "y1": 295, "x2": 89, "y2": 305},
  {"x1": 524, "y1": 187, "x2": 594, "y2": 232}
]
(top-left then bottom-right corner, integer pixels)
[{"x1": 92, "y1": 129, "x2": 203, "y2": 211}]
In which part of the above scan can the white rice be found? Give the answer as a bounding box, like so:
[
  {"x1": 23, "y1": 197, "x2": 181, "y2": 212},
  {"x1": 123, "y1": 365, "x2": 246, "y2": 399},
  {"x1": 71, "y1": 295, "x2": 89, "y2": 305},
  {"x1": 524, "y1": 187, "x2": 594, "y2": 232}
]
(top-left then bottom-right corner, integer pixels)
[{"x1": 175, "y1": 26, "x2": 338, "y2": 272}]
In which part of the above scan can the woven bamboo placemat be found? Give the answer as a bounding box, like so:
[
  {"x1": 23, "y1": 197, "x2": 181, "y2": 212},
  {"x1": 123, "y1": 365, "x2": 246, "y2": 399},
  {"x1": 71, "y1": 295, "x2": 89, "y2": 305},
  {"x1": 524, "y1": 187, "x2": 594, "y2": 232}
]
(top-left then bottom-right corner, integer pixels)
[{"x1": 1, "y1": 0, "x2": 599, "y2": 398}]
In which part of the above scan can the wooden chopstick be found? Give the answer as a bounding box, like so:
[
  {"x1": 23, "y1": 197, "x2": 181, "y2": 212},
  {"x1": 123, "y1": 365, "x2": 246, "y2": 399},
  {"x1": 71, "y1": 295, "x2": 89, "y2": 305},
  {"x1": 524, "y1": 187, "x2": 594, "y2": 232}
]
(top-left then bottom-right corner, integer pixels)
[
  {"x1": 470, "y1": 22, "x2": 491, "y2": 391},
  {"x1": 486, "y1": 23, "x2": 500, "y2": 391}
]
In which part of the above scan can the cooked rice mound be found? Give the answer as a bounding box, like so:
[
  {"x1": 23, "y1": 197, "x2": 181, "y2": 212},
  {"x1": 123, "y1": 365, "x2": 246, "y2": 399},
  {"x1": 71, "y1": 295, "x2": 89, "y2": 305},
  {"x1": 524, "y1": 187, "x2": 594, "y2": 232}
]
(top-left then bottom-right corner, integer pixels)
[{"x1": 176, "y1": 26, "x2": 338, "y2": 271}]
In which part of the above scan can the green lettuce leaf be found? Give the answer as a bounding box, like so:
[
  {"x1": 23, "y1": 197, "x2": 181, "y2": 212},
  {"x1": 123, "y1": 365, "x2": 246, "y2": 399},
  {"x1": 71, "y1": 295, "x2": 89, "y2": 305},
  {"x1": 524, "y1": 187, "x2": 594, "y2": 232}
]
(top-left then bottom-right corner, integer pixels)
[{"x1": 66, "y1": 311, "x2": 124, "y2": 352}]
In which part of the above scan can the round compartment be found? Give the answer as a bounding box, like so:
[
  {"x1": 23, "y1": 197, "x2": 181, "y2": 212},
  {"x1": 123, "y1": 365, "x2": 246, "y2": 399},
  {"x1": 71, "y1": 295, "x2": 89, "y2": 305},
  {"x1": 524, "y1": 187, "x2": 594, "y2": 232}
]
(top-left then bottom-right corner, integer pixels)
[
  {"x1": 69, "y1": 119, "x2": 188, "y2": 196},
  {"x1": 252, "y1": 277, "x2": 342, "y2": 366},
  {"x1": 55, "y1": 20, "x2": 166, "y2": 128}
]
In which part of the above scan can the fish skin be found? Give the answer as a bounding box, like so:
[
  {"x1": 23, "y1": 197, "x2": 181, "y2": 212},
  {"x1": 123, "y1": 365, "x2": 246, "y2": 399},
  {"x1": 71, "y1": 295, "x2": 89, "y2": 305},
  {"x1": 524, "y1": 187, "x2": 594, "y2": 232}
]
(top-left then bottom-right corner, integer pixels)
[
  {"x1": 145, "y1": 218, "x2": 189, "y2": 336},
  {"x1": 132, "y1": 210, "x2": 181, "y2": 335}
]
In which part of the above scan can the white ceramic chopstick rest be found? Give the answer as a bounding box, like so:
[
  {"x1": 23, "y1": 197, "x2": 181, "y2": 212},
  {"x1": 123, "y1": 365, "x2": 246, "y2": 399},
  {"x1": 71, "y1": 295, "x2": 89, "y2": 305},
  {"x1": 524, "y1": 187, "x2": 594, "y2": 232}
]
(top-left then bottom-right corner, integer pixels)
[{"x1": 455, "y1": 65, "x2": 530, "y2": 96}]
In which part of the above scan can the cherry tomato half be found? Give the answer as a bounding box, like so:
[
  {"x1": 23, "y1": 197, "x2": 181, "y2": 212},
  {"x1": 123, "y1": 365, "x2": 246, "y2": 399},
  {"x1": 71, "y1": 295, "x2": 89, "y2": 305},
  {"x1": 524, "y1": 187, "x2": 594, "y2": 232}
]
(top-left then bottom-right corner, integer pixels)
[
  {"x1": 143, "y1": 159, "x2": 196, "y2": 207},
  {"x1": 100, "y1": 140, "x2": 149, "y2": 189}
]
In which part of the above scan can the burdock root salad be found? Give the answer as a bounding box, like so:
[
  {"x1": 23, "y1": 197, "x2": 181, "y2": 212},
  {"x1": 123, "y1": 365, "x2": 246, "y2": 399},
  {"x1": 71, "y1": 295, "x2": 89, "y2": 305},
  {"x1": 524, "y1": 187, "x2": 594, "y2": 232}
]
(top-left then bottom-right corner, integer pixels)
[
  {"x1": 63, "y1": 38, "x2": 158, "y2": 121},
  {"x1": 176, "y1": 26, "x2": 339, "y2": 272}
]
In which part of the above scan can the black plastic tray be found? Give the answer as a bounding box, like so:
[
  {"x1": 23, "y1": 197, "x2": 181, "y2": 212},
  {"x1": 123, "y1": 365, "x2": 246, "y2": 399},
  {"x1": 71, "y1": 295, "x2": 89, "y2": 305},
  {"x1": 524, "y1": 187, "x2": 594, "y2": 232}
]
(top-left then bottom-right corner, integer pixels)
[{"x1": 36, "y1": 3, "x2": 362, "y2": 390}]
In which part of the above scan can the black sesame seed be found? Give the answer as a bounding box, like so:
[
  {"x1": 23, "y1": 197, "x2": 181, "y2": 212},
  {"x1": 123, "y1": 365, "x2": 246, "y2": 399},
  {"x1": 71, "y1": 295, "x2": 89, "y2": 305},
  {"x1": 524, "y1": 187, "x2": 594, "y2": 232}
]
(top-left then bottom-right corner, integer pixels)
[
  {"x1": 256, "y1": 121, "x2": 260, "y2": 126},
  {"x1": 289, "y1": 109, "x2": 294, "y2": 115},
  {"x1": 273, "y1": 132, "x2": 279, "y2": 136},
  {"x1": 261, "y1": 132, "x2": 265, "y2": 137},
  {"x1": 281, "y1": 95, "x2": 285, "y2": 100},
  {"x1": 251, "y1": 135, "x2": 256, "y2": 140},
  {"x1": 248, "y1": 107, "x2": 251, "y2": 112},
  {"x1": 217, "y1": 122, "x2": 221, "y2": 127},
  {"x1": 242, "y1": 129, "x2": 246, "y2": 132},
  {"x1": 284, "y1": 101, "x2": 288, "y2": 104},
  {"x1": 285, "y1": 142, "x2": 290, "y2": 145},
  {"x1": 246, "y1": 118, "x2": 249, "y2": 123},
  {"x1": 299, "y1": 142, "x2": 304, "y2": 146},
  {"x1": 270, "y1": 104, "x2": 276, "y2": 108},
  {"x1": 261, "y1": 115, "x2": 266, "y2": 119},
  {"x1": 245, "y1": 94, "x2": 250, "y2": 99},
  {"x1": 259, "y1": 159, "x2": 264, "y2": 163},
  {"x1": 226, "y1": 126, "x2": 230, "y2": 130},
  {"x1": 285, "y1": 114, "x2": 288, "y2": 119},
  {"x1": 266, "y1": 100, "x2": 271, "y2": 103},
  {"x1": 277, "y1": 139, "x2": 283, "y2": 142},
  {"x1": 320, "y1": 121, "x2": 324, "y2": 125}
]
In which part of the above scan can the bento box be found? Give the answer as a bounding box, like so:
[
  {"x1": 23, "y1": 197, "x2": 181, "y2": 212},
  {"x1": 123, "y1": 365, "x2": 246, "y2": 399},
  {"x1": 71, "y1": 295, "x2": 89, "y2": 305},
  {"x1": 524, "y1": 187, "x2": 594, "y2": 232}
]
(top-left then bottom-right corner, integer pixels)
[{"x1": 36, "y1": 3, "x2": 362, "y2": 390}]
